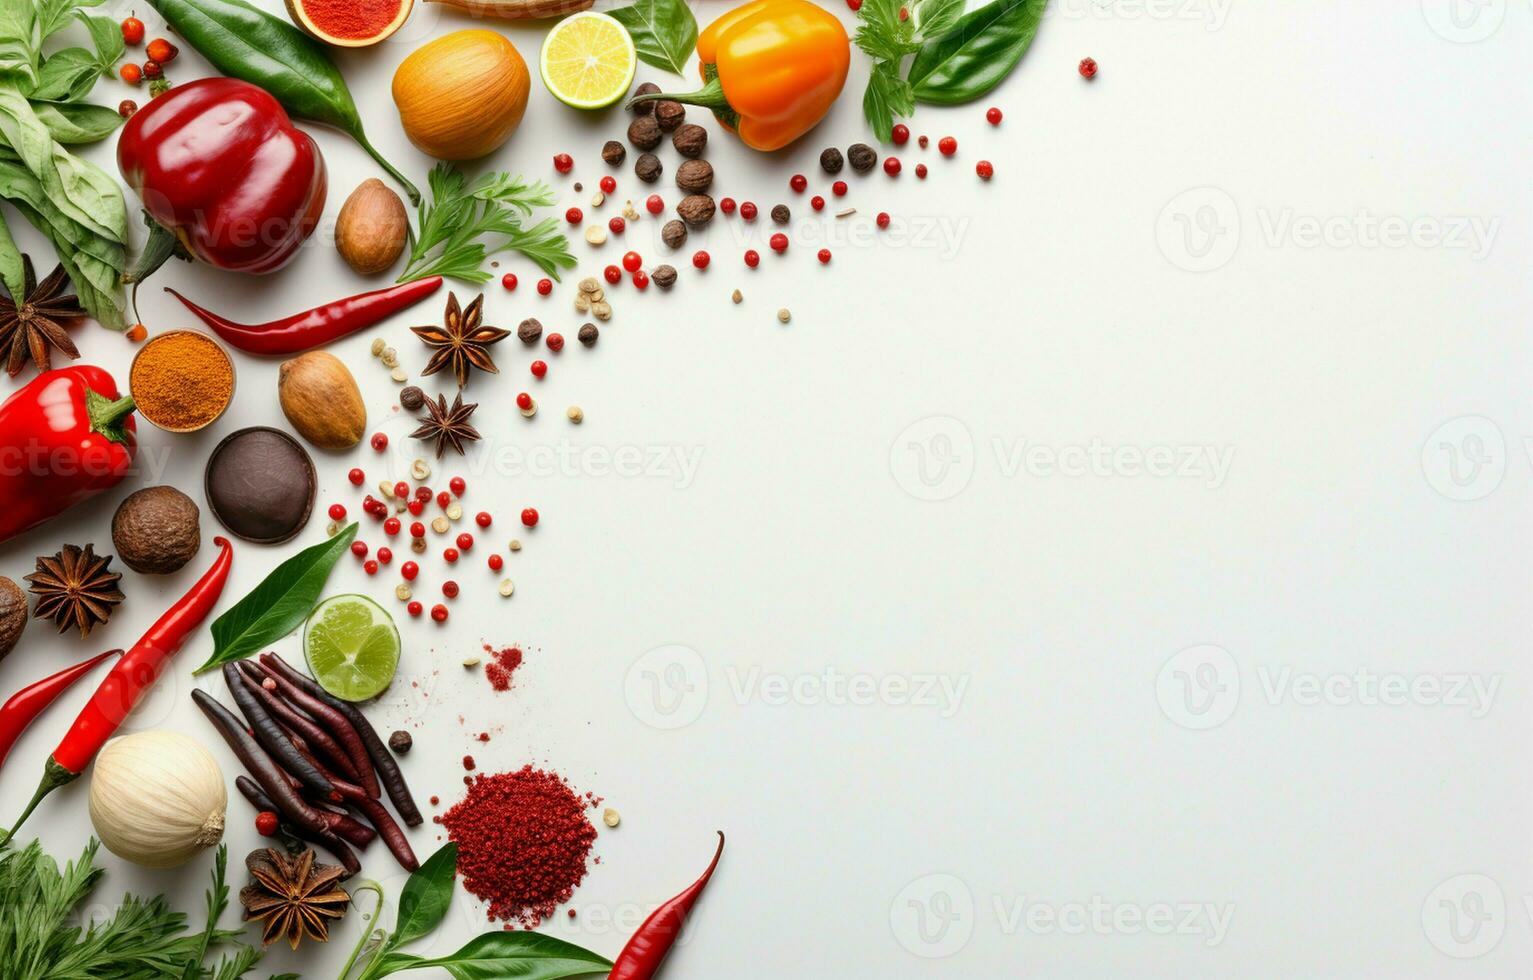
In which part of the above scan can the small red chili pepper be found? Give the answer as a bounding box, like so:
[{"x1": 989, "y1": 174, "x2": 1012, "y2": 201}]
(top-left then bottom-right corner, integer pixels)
[
  {"x1": 608, "y1": 832, "x2": 725, "y2": 980},
  {"x1": 0, "y1": 649, "x2": 120, "y2": 770},
  {"x1": 6, "y1": 537, "x2": 233, "y2": 838},
  {"x1": 162, "y1": 277, "x2": 443, "y2": 356}
]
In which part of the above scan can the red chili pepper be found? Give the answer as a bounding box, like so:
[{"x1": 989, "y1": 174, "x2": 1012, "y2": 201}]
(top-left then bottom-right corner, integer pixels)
[
  {"x1": 0, "y1": 649, "x2": 120, "y2": 770},
  {"x1": 609, "y1": 832, "x2": 725, "y2": 980},
  {"x1": 0, "y1": 366, "x2": 138, "y2": 545},
  {"x1": 5, "y1": 537, "x2": 233, "y2": 840},
  {"x1": 162, "y1": 277, "x2": 443, "y2": 356}
]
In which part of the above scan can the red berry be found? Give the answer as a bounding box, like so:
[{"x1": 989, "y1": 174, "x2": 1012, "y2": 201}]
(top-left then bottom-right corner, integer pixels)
[
  {"x1": 918, "y1": 135, "x2": 929, "y2": 149},
  {"x1": 402, "y1": 561, "x2": 419, "y2": 580},
  {"x1": 120, "y1": 63, "x2": 142, "y2": 84},
  {"x1": 632, "y1": 269, "x2": 649, "y2": 289},
  {"x1": 146, "y1": 38, "x2": 177, "y2": 62},
  {"x1": 456, "y1": 532, "x2": 474, "y2": 550},
  {"x1": 410, "y1": 522, "x2": 425, "y2": 539},
  {"x1": 884, "y1": 157, "x2": 901, "y2": 176},
  {"x1": 377, "y1": 547, "x2": 393, "y2": 564},
  {"x1": 442, "y1": 581, "x2": 460, "y2": 599},
  {"x1": 118, "y1": 99, "x2": 138, "y2": 118},
  {"x1": 122, "y1": 16, "x2": 145, "y2": 44},
  {"x1": 408, "y1": 601, "x2": 423, "y2": 617},
  {"x1": 976, "y1": 160, "x2": 994, "y2": 179},
  {"x1": 449, "y1": 476, "x2": 465, "y2": 496},
  {"x1": 847, "y1": 0, "x2": 862, "y2": 9},
  {"x1": 646, "y1": 194, "x2": 664, "y2": 214},
  {"x1": 328, "y1": 503, "x2": 346, "y2": 521},
  {"x1": 255, "y1": 810, "x2": 279, "y2": 836},
  {"x1": 364, "y1": 559, "x2": 379, "y2": 575},
  {"x1": 892, "y1": 124, "x2": 910, "y2": 145},
  {"x1": 938, "y1": 136, "x2": 957, "y2": 156},
  {"x1": 436, "y1": 491, "x2": 451, "y2": 510},
  {"x1": 488, "y1": 554, "x2": 504, "y2": 571},
  {"x1": 720, "y1": 197, "x2": 737, "y2": 214},
  {"x1": 744, "y1": 249, "x2": 760, "y2": 268},
  {"x1": 443, "y1": 547, "x2": 459, "y2": 563},
  {"x1": 876, "y1": 212, "x2": 891, "y2": 229},
  {"x1": 898, "y1": 5, "x2": 909, "y2": 20},
  {"x1": 501, "y1": 272, "x2": 518, "y2": 290},
  {"x1": 537, "y1": 278, "x2": 553, "y2": 295},
  {"x1": 547, "y1": 333, "x2": 564, "y2": 352},
  {"x1": 566, "y1": 207, "x2": 583, "y2": 225},
  {"x1": 817, "y1": 248, "x2": 832, "y2": 264},
  {"x1": 476, "y1": 511, "x2": 492, "y2": 527},
  {"x1": 530, "y1": 359, "x2": 547, "y2": 378},
  {"x1": 608, "y1": 216, "x2": 626, "y2": 234},
  {"x1": 553, "y1": 153, "x2": 574, "y2": 173},
  {"x1": 407, "y1": 498, "x2": 425, "y2": 516},
  {"x1": 789, "y1": 173, "x2": 808, "y2": 193},
  {"x1": 1079, "y1": 57, "x2": 1098, "y2": 79},
  {"x1": 622, "y1": 250, "x2": 642, "y2": 272},
  {"x1": 516, "y1": 392, "x2": 533, "y2": 410},
  {"x1": 142, "y1": 60, "x2": 162, "y2": 80},
  {"x1": 430, "y1": 604, "x2": 448, "y2": 622},
  {"x1": 604, "y1": 264, "x2": 621, "y2": 284},
  {"x1": 351, "y1": 541, "x2": 368, "y2": 558},
  {"x1": 769, "y1": 233, "x2": 788, "y2": 253},
  {"x1": 393, "y1": 481, "x2": 409, "y2": 500},
  {"x1": 521, "y1": 508, "x2": 539, "y2": 527},
  {"x1": 915, "y1": 163, "x2": 928, "y2": 179},
  {"x1": 692, "y1": 250, "x2": 710, "y2": 269},
  {"x1": 810, "y1": 195, "x2": 825, "y2": 212},
  {"x1": 384, "y1": 516, "x2": 401, "y2": 535},
  {"x1": 986, "y1": 106, "x2": 1003, "y2": 125},
  {"x1": 832, "y1": 180, "x2": 847, "y2": 197},
  {"x1": 740, "y1": 201, "x2": 757, "y2": 221},
  {"x1": 370, "y1": 433, "x2": 387, "y2": 451},
  {"x1": 417, "y1": 485, "x2": 434, "y2": 501},
  {"x1": 600, "y1": 175, "x2": 617, "y2": 193},
  {"x1": 348, "y1": 467, "x2": 365, "y2": 486}
]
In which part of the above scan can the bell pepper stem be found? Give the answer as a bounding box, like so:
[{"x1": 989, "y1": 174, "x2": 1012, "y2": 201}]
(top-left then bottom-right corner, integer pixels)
[
  {"x1": 84, "y1": 388, "x2": 136, "y2": 445},
  {"x1": 627, "y1": 76, "x2": 733, "y2": 116},
  {"x1": 3, "y1": 757, "x2": 78, "y2": 844}
]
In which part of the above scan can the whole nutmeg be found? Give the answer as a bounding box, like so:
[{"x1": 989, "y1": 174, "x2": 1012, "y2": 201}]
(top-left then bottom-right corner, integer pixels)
[
  {"x1": 771, "y1": 204, "x2": 790, "y2": 225},
  {"x1": 634, "y1": 152, "x2": 662, "y2": 183},
  {"x1": 671, "y1": 123, "x2": 707, "y2": 158},
  {"x1": 848, "y1": 142, "x2": 878, "y2": 174},
  {"x1": 601, "y1": 140, "x2": 626, "y2": 166},
  {"x1": 0, "y1": 575, "x2": 26, "y2": 661},
  {"x1": 278, "y1": 351, "x2": 366, "y2": 450},
  {"x1": 819, "y1": 147, "x2": 844, "y2": 174},
  {"x1": 676, "y1": 194, "x2": 715, "y2": 227},
  {"x1": 630, "y1": 81, "x2": 660, "y2": 113},
  {"x1": 674, "y1": 159, "x2": 713, "y2": 194},
  {"x1": 400, "y1": 385, "x2": 426, "y2": 411},
  {"x1": 627, "y1": 114, "x2": 661, "y2": 151},
  {"x1": 112, "y1": 486, "x2": 201, "y2": 575},
  {"x1": 651, "y1": 264, "x2": 677, "y2": 289},
  {"x1": 517, "y1": 318, "x2": 543, "y2": 344},
  {"x1": 654, "y1": 100, "x2": 684, "y2": 132},
  {"x1": 335, "y1": 178, "x2": 408, "y2": 275},
  {"x1": 660, "y1": 219, "x2": 687, "y2": 249}
]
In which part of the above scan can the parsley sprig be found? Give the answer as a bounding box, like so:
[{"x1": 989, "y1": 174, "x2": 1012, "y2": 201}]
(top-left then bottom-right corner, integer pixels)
[
  {"x1": 398, "y1": 164, "x2": 576, "y2": 285},
  {"x1": 856, "y1": 0, "x2": 964, "y2": 138}
]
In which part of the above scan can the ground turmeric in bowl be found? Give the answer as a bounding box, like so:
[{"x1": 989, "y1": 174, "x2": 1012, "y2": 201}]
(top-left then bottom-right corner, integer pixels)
[{"x1": 129, "y1": 330, "x2": 236, "y2": 432}]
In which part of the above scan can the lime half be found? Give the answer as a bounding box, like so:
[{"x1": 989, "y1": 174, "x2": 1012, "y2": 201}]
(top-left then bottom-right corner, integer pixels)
[
  {"x1": 540, "y1": 11, "x2": 637, "y2": 110},
  {"x1": 303, "y1": 594, "x2": 400, "y2": 702}
]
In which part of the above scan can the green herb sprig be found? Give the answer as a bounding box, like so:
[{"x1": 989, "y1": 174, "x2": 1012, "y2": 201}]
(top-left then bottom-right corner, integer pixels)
[{"x1": 399, "y1": 164, "x2": 576, "y2": 285}]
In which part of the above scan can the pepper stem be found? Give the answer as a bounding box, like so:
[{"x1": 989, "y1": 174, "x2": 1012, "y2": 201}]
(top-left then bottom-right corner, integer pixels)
[
  {"x1": 357, "y1": 135, "x2": 421, "y2": 207},
  {"x1": 84, "y1": 388, "x2": 136, "y2": 445},
  {"x1": 3, "y1": 758, "x2": 78, "y2": 845},
  {"x1": 627, "y1": 76, "x2": 734, "y2": 117}
]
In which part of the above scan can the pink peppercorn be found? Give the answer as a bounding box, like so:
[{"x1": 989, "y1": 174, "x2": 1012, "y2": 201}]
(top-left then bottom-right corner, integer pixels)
[
  {"x1": 608, "y1": 216, "x2": 625, "y2": 234},
  {"x1": 442, "y1": 581, "x2": 459, "y2": 598},
  {"x1": 876, "y1": 212, "x2": 890, "y2": 229},
  {"x1": 348, "y1": 468, "x2": 364, "y2": 486},
  {"x1": 565, "y1": 207, "x2": 583, "y2": 225},
  {"x1": 328, "y1": 503, "x2": 346, "y2": 521},
  {"x1": 431, "y1": 604, "x2": 448, "y2": 622},
  {"x1": 632, "y1": 269, "x2": 649, "y2": 289},
  {"x1": 832, "y1": 180, "x2": 847, "y2": 196},
  {"x1": 976, "y1": 160, "x2": 994, "y2": 179},
  {"x1": 488, "y1": 554, "x2": 504, "y2": 571},
  {"x1": 476, "y1": 511, "x2": 492, "y2": 527},
  {"x1": 915, "y1": 163, "x2": 928, "y2": 179},
  {"x1": 720, "y1": 197, "x2": 736, "y2": 214},
  {"x1": 547, "y1": 333, "x2": 564, "y2": 352},
  {"x1": 938, "y1": 136, "x2": 957, "y2": 156},
  {"x1": 693, "y1": 250, "x2": 710, "y2": 269},
  {"x1": 553, "y1": 153, "x2": 573, "y2": 174},
  {"x1": 377, "y1": 547, "x2": 393, "y2": 564},
  {"x1": 408, "y1": 601, "x2": 423, "y2": 617},
  {"x1": 1079, "y1": 57, "x2": 1098, "y2": 79},
  {"x1": 789, "y1": 173, "x2": 807, "y2": 192},
  {"x1": 450, "y1": 476, "x2": 466, "y2": 495},
  {"x1": 769, "y1": 233, "x2": 788, "y2": 253},
  {"x1": 443, "y1": 547, "x2": 459, "y2": 563},
  {"x1": 370, "y1": 433, "x2": 387, "y2": 451},
  {"x1": 810, "y1": 195, "x2": 825, "y2": 211},
  {"x1": 402, "y1": 561, "x2": 419, "y2": 580},
  {"x1": 891, "y1": 123, "x2": 909, "y2": 145},
  {"x1": 521, "y1": 508, "x2": 539, "y2": 527},
  {"x1": 622, "y1": 250, "x2": 642, "y2": 272},
  {"x1": 604, "y1": 264, "x2": 621, "y2": 284},
  {"x1": 646, "y1": 194, "x2": 663, "y2": 214},
  {"x1": 384, "y1": 517, "x2": 401, "y2": 535},
  {"x1": 364, "y1": 559, "x2": 378, "y2": 575},
  {"x1": 986, "y1": 107, "x2": 1002, "y2": 125},
  {"x1": 884, "y1": 157, "x2": 901, "y2": 176},
  {"x1": 501, "y1": 273, "x2": 518, "y2": 291},
  {"x1": 531, "y1": 360, "x2": 547, "y2": 378},
  {"x1": 457, "y1": 532, "x2": 474, "y2": 550},
  {"x1": 351, "y1": 541, "x2": 368, "y2": 558},
  {"x1": 744, "y1": 249, "x2": 760, "y2": 267},
  {"x1": 600, "y1": 175, "x2": 616, "y2": 193},
  {"x1": 739, "y1": 201, "x2": 757, "y2": 221},
  {"x1": 537, "y1": 278, "x2": 552, "y2": 295},
  {"x1": 817, "y1": 248, "x2": 831, "y2": 264}
]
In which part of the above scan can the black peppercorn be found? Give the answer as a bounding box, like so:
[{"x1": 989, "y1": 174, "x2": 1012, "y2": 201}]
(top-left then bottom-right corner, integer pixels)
[
  {"x1": 676, "y1": 194, "x2": 715, "y2": 227},
  {"x1": 634, "y1": 152, "x2": 663, "y2": 183},
  {"x1": 671, "y1": 123, "x2": 707, "y2": 158},
  {"x1": 655, "y1": 100, "x2": 685, "y2": 132},
  {"x1": 819, "y1": 147, "x2": 844, "y2": 174},
  {"x1": 627, "y1": 114, "x2": 661, "y2": 151},
  {"x1": 517, "y1": 318, "x2": 543, "y2": 345},
  {"x1": 630, "y1": 81, "x2": 660, "y2": 114},
  {"x1": 661, "y1": 219, "x2": 688, "y2": 249},
  {"x1": 771, "y1": 204, "x2": 790, "y2": 224},
  {"x1": 601, "y1": 140, "x2": 626, "y2": 166},
  {"x1": 652, "y1": 264, "x2": 678, "y2": 289},
  {"x1": 388, "y1": 730, "x2": 412, "y2": 754},
  {"x1": 675, "y1": 159, "x2": 713, "y2": 193},
  {"x1": 399, "y1": 386, "x2": 425, "y2": 411},
  {"x1": 848, "y1": 142, "x2": 877, "y2": 173},
  {"x1": 578, "y1": 323, "x2": 599, "y2": 347}
]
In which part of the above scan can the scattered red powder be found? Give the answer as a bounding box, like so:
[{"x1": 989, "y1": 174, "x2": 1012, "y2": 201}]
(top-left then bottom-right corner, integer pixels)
[
  {"x1": 484, "y1": 644, "x2": 524, "y2": 692},
  {"x1": 302, "y1": 0, "x2": 401, "y2": 40},
  {"x1": 439, "y1": 765, "x2": 600, "y2": 928}
]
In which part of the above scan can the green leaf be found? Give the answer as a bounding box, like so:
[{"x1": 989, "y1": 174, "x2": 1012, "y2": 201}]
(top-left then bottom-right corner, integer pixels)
[
  {"x1": 385, "y1": 843, "x2": 457, "y2": 952},
  {"x1": 77, "y1": 12, "x2": 124, "y2": 76},
  {"x1": 862, "y1": 60, "x2": 914, "y2": 143},
  {"x1": 907, "y1": 0, "x2": 1045, "y2": 105},
  {"x1": 31, "y1": 48, "x2": 97, "y2": 101},
  {"x1": 31, "y1": 99, "x2": 122, "y2": 143},
  {"x1": 370, "y1": 932, "x2": 612, "y2": 980},
  {"x1": 607, "y1": 0, "x2": 696, "y2": 75},
  {"x1": 0, "y1": 209, "x2": 23, "y2": 301},
  {"x1": 914, "y1": 0, "x2": 964, "y2": 41},
  {"x1": 196, "y1": 523, "x2": 358, "y2": 674}
]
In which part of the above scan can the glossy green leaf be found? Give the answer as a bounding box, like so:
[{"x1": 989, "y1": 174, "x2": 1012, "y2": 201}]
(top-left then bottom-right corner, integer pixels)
[
  {"x1": 386, "y1": 844, "x2": 457, "y2": 951},
  {"x1": 608, "y1": 0, "x2": 697, "y2": 75},
  {"x1": 371, "y1": 932, "x2": 612, "y2": 980},
  {"x1": 196, "y1": 523, "x2": 358, "y2": 674},
  {"x1": 907, "y1": 0, "x2": 1045, "y2": 105}
]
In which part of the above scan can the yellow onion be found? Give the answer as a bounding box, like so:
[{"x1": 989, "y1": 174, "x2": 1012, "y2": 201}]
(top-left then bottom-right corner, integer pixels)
[
  {"x1": 392, "y1": 30, "x2": 530, "y2": 160},
  {"x1": 88, "y1": 730, "x2": 227, "y2": 869}
]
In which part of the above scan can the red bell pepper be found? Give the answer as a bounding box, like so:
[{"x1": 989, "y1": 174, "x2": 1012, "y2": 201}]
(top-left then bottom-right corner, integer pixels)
[
  {"x1": 117, "y1": 77, "x2": 327, "y2": 275},
  {"x1": 0, "y1": 366, "x2": 137, "y2": 545}
]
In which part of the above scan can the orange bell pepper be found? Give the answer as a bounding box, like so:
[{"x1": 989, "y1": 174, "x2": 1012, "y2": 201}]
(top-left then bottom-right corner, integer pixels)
[{"x1": 629, "y1": 0, "x2": 850, "y2": 151}]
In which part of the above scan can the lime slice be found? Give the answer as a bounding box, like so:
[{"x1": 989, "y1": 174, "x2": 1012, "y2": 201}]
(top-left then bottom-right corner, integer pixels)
[
  {"x1": 303, "y1": 594, "x2": 400, "y2": 702},
  {"x1": 540, "y1": 11, "x2": 637, "y2": 110}
]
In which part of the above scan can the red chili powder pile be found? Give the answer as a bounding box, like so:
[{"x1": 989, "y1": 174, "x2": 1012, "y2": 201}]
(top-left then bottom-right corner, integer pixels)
[
  {"x1": 484, "y1": 644, "x2": 523, "y2": 692},
  {"x1": 302, "y1": 0, "x2": 401, "y2": 39},
  {"x1": 438, "y1": 765, "x2": 600, "y2": 928}
]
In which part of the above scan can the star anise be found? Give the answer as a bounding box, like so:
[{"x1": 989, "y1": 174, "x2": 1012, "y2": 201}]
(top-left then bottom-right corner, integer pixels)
[
  {"x1": 24, "y1": 543, "x2": 123, "y2": 638},
  {"x1": 240, "y1": 848, "x2": 349, "y2": 950},
  {"x1": 0, "y1": 255, "x2": 84, "y2": 377},
  {"x1": 411, "y1": 292, "x2": 508, "y2": 388},
  {"x1": 410, "y1": 392, "x2": 481, "y2": 458}
]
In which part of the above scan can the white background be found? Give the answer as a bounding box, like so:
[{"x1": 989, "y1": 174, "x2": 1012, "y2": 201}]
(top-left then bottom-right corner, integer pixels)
[{"x1": 1, "y1": 0, "x2": 1530, "y2": 977}]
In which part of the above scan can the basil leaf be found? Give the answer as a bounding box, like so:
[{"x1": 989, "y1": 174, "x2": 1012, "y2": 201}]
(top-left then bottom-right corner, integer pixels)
[
  {"x1": 907, "y1": 0, "x2": 1046, "y2": 105},
  {"x1": 77, "y1": 12, "x2": 125, "y2": 77},
  {"x1": 32, "y1": 100, "x2": 122, "y2": 143},
  {"x1": 608, "y1": 0, "x2": 696, "y2": 75},
  {"x1": 386, "y1": 844, "x2": 457, "y2": 951},
  {"x1": 0, "y1": 210, "x2": 23, "y2": 301},
  {"x1": 370, "y1": 932, "x2": 612, "y2": 979},
  {"x1": 32, "y1": 48, "x2": 99, "y2": 102},
  {"x1": 862, "y1": 60, "x2": 913, "y2": 144},
  {"x1": 195, "y1": 523, "x2": 358, "y2": 674}
]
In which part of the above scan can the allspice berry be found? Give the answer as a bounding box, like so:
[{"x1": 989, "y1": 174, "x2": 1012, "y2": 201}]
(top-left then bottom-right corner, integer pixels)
[
  {"x1": 518, "y1": 318, "x2": 543, "y2": 344},
  {"x1": 630, "y1": 81, "x2": 660, "y2": 113},
  {"x1": 676, "y1": 194, "x2": 715, "y2": 227},
  {"x1": 388, "y1": 730, "x2": 413, "y2": 754},
  {"x1": 820, "y1": 147, "x2": 844, "y2": 174},
  {"x1": 578, "y1": 323, "x2": 599, "y2": 347},
  {"x1": 634, "y1": 152, "x2": 662, "y2": 183},
  {"x1": 0, "y1": 575, "x2": 26, "y2": 661},
  {"x1": 654, "y1": 100, "x2": 685, "y2": 132},
  {"x1": 652, "y1": 264, "x2": 678, "y2": 289},
  {"x1": 771, "y1": 204, "x2": 790, "y2": 224},
  {"x1": 400, "y1": 386, "x2": 425, "y2": 411},
  {"x1": 661, "y1": 219, "x2": 688, "y2": 249},
  {"x1": 848, "y1": 143, "x2": 878, "y2": 173},
  {"x1": 601, "y1": 140, "x2": 626, "y2": 165},
  {"x1": 675, "y1": 159, "x2": 713, "y2": 193},
  {"x1": 671, "y1": 123, "x2": 707, "y2": 158},
  {"x1": 112, "y1": 486, "x2": 201, "y2": 575},
  {"x1": 627, "y1": 114, "x2": 661, "y2": 151}
]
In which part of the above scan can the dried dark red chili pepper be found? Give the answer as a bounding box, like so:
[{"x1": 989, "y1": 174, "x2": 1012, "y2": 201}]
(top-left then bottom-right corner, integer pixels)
[
  {"x1": 253, "y1": 656, "x2": 379, "y2": 799},
  {"x1": 234, "y1": 662, "x2": 360, "y2": 781},
  {"x1": 162, "y1": 276, "x2": 442, "y2": 356},
  {"x1": 609, "y1": 832, "x2": 725, "y2": 980},
  {"x1": 288, "y1": 731, "x2": 419, "y2": 872},
  {"x1": 0, "y1": 649, "x2": 120, "y2": 769},
  {"x1": 6, "y1": 538, "x2": 233, "y2": 839},
  {"x1": 238, "y1": 774, "x2": 376, "y2": 848},
  {"x1": 224, "y1": 663, "x2": 337, "y2": 799}
]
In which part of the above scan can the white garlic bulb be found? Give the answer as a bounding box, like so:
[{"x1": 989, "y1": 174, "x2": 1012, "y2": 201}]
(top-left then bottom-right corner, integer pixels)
[{"x1": 88, "y1": 730, "x2": 227, "y2": 869}]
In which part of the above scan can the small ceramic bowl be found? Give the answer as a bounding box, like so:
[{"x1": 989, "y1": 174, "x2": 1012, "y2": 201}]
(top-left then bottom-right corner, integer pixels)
[{"x1": 128, "y1": 328, "x2": 236, "y2": 433}]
